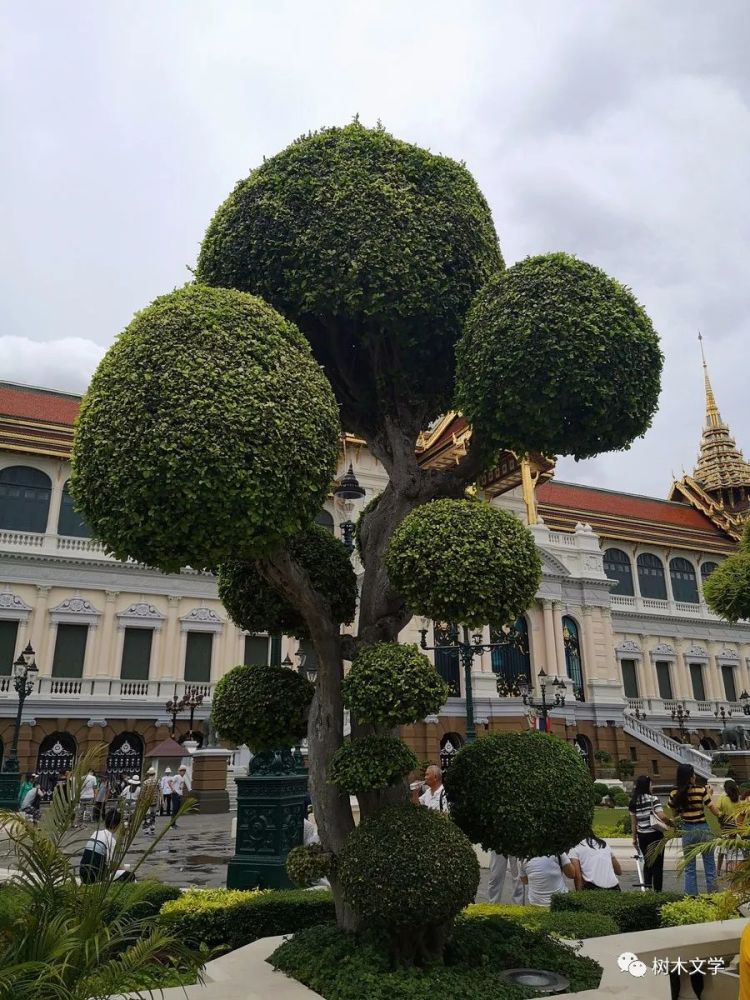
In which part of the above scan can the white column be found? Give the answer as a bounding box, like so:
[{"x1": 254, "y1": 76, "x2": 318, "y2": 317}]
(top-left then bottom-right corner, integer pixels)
[
  {"x1": 161, "y1": 596, "x2": 181, "y2": 682},
  {"x1": 29, "y1": 585, "x2": 52, "y2": 670},
  {"x1": 93, "y1": 591, "x2": 119, "y2": 677},
  {"x1": 541, "y1": 601, "x2": 557, "y2": 676},
  {"x1": 552, "y1": 601, "x2": 566, "y2": 681},
  {"x1": 581, "y1": 608, "x2": 597, "y2": 682}
]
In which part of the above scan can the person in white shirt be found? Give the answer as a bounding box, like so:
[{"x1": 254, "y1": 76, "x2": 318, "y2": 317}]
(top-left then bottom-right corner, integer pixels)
[
  {"x1": 170, "y1": 765, "x2": 191, "y2": 828},
  {"x1": 488, "y1": 852, "x2": 525, "y2": 904},
  {"x1": 519, "y1": 853, "x2": 575, "y2": 907},
  {"x1": 75, "y1": 769, "x2": 98, "y2": 827},
  {"x1": 120, "y1": 775, "x2": 141, "y2": 826},
  {"x1": 79, "y1": 809, "x2": 128, "y2": 883},
  {"x1": 568, "y1": 834, "x2": 622, "y2": 891},
  {"x1": 419, "y1": 765, "x2": 448, "y2": 812},
  {"x1": 159, "y1": 767, "x2": 173, "y2": 816}
]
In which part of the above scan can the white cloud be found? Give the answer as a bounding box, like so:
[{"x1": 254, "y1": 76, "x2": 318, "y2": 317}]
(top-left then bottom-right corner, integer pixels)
[{"x1": 0, "y1": 337, "x2": 104, "y2": 394}]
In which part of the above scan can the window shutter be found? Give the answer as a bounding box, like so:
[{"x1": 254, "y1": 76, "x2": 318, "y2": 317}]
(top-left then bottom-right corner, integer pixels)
[
  {"x1": 185, "y1": 632, "x2": 212, "y2": 683},
  {"x1": 0, "y1": 620, "x2": 19, "y2": 677},
  {"x1": 120, "y1": 628, "x2": 153, "y2": 681},
  {"x1": 52, "y1": 624, "x2": 88, "y2": 678}
]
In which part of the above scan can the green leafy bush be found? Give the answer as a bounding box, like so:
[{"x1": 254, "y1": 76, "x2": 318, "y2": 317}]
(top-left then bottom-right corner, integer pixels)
[
  {"x1": 456, "y1": 252, "x2": 663, "y2": 461},
  {"x1": 704, "y1": 554, "x2": 750, "y2": 622},
  {"x1": 286, "y1": 845, "x2": 333, "y2": 888},
  {"x1": 197, "y1": 121, "x2": 502, "y2": 435},
  {"x1": 211, "y1": 664, "x2": 314, "y2": 751},
  {"x1": 100, "y1": 880, "x2": 181, "y2": 924},
  {"x1": 337, "y1": 806, "x2": 479, "y2": 936},
  {"x1": 329, "y1": 735, "x2": 418, "y2": 793},
  {"x1": 271, "y1": 918, "x2": 602, "y2": 1000},
  {"x1": 659, "y1": 892, "x2": 740, "y2": 927},
  {"x1": 444, "y1": 731, "x2": 593, "y2": 856},
  {"x1": 592, "y1": 781, "x2": 609, "y2": 803},
  {"x1": 551, "y1": 889, "x2": 681, "y2": 932},
  {"x1": 464, "y1": 904, "x2": 618, "y2": 939},
  {"x1": 612, "y1": 791, "x2": 630, "y2": 807},
  {"x1": 218, "y1": 526, "x2": 357, "y2": 639},
  {"x1": 386, "y1": 499, "x2": 541, "y2": 629},
  {"x1": 159, "y1": 888, "x2": 335, "y2": 952},
  {"x1": 342, "y1": 643, "x2": 449, "y2": 729},
  {"x1": 71, "y1": 284, "x2": 339, "y2": 572}
]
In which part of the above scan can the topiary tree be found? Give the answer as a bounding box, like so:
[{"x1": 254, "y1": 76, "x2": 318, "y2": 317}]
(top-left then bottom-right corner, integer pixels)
[
  {"x1": 71, "y1": 121, "x2": 661, "y2": 949},
  {"x1": 286, "y1": 844, "x2": 333, "y2": 888},
  {"x1": 443, "y1": 731, "x2": 594, "y2": 857},
  {"x1": 329, "y1": 735, "x2": 418, "y2": 794},
  {"x1": 703, "y1": 553, "x2": 750, "y2": 623}
]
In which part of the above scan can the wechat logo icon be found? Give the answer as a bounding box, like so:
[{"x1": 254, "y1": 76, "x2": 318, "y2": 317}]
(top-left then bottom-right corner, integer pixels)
[{"x1": 618, "y1": 952, "x2": 648, "y2": 978}]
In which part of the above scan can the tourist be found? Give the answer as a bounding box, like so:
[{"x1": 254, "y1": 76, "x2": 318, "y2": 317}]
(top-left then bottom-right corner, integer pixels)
[
  {"x1": 170, "y1": 764, "x2": 190, "y2": 827},
  {"x1": 488, "y1": 852, "x2": 525, "y2": 904},
  {"x1": 629, "y1": 774, "x2": 671, "y2": 891},
  {"x1": 142, "y1": 767, "x2": 158, "y2": 835},
  {"x1": 569, "y1": 832, "x2": 622, "y2": 890},
  {"x1": 20, "y1": 774, "x2": 42, "y2": 824},
  {"x1": 75, "y1": 768, "x2": 98, "y2": 827},
  {"x1": 93, "y1": 774, "x2": 110, "y2": 822},
  {"x1": 668, "y1": 763, "x2": 719, "y2": 895},
  {"x1": 79, "y1": 809, "x2": 133, "y2": 883},
  {"x1": 17, "y1": 772, "x2": 34, "y2": 810},
  {"x1": 418, "y1": 765, "x2": 448, "y2": 812},
  {"x1": 717, "y1": 779, "x2": 745, "y2": 875},
  {"x1": 159, "y1": 767, "x2": 173, "y2": 816},
  {"x1": 519, "y1": 853, "x2": 575, "y2": 907},
  {"x1": 120, "y1": 774, "x2": 141, "y2": 826}
]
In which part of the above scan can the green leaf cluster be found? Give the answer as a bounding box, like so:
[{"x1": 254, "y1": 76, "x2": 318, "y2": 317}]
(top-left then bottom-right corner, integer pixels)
[
  {"x1": 456, "y1": 252, "x2": 663, "y2": 460},
  {"x1": 218, "y1": 525, "x2": 357, "y2": 639},
  {"x1": 464, "y1": 903, "x2": 619, "y2": 940},
  {"x1": 329, "y1": 735, "x2": 418, "y2": 794},
  {"x1": 211, "y1": 664, "x2": 314, "y2": 752},
  {"x1": 443, "y1": 731, "x2": 593, "y2": 857},
  {"x1": 196, "y1": 122, "x2": 503, "y2": 435},
  {"x1": 337, "y1": 804, "x2": 479, "y2": 932},
  {"x1": 658, "y1": 892, "x2": 739, "y2": 927},
  {"x1": 71, "y1": 284, "x2": 339, "y2": 572},
  {"x1": 386, "y1": 499, "x2": 542, "y2": 629},
  {"x1": 550, "y1": 889, "x2": 681, "y2": 932},
  {"x1": 343, "y1": 643, "x2": 449, "y2": 729},
  {"x1": 703, "y1": 553, "x2": 750, "y2": 623},
  {"x1": 285, "y1": 844, "x2": 334, "y2": 888}
]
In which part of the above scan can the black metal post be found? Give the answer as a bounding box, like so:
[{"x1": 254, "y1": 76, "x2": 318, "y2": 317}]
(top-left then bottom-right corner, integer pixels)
[
  {"x1": 340, "y1": 520, "x2": 355, "y2": 553},
  {"x1": 460, "y1": 626, "x2": 476, "y2": 743},
  {"x1": 3, "y1": 686, "x2": 27, "y2": 774}
]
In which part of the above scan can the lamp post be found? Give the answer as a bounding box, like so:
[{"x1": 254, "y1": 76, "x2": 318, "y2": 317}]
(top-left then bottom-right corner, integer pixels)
[
  {"x1": 508, "y1": 668, "x2": 566, "y2": 730},
  {"x1": 165, "y1": 687, "x2": 187, "y2": 739},
  {"x1": 183, "y1": 687, "x2": 205, "y2": 740},
  {"x1": 714, "y1": 702, "x2": 732, "y2": 742},
  {"x1": 740, "y1": 690, "x2": 750, "y2": 717},
  {"x1": 671, "y1": 702, "x2": 691, "y2": 742},
  {"x1": 333, "y1": 463, "x2": 365, "y2": 554},
  {"x1": 0, "y1": 643, "x2": 39, "y2": 809},
  {"x1": 296, "y1": 645, "x2": 318, "y2": 685}
]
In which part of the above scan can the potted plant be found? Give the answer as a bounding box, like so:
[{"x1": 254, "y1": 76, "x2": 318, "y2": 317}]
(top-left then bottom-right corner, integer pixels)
[
  {"x1": 594, "y1": 749, "x2": 616, "y2": 779},
  {"x1": 616, "y1": 758, "x2": 635, "y2": 781},
  {"x1": 712, "y1": 753, "x2": 730, "y2": 777}
]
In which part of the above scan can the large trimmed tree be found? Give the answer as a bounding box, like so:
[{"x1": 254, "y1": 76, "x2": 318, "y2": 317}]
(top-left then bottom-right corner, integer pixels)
[{"x1": 71, "y1": 122, "x2": 662, "y2": 946}]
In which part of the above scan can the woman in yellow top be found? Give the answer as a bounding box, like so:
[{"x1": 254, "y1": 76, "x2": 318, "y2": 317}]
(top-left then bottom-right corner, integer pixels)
[
  {"x1": 740, "y1": 922, "x2": 750, "y2": 1000},
  {"x1": 716, "y1": 779, "x2": 744, "y2": 875},
  {"x1": 668, "y1": 763, "x2": 720, "y2": 896}
]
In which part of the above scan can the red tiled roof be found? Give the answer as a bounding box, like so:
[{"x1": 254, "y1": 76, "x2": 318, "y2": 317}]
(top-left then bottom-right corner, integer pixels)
[{"x1": 0, "y1": 382, "x2": 80, "y2": 426}]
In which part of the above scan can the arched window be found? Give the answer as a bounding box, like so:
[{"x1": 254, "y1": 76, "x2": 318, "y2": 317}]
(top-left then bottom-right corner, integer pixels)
[
  {"x1": 315, "y1": 509, "x2": 334, "y2": 534},
  {"x1": 562, "y1": 616, "x2": 585, "y2": 702},
  {"x1": 490, "y1": 618, "x2": 530, "y2": 688},
  {"x1": 0, "y1": 466, "x2": 51, "y2": 533},
  {"x1": 603, "y1": 548, "x2": 634, "y2": 596},
  {"x1": 636, "y1": 553, "x2": 667, "y2": 600},
  {"x1": 670, "y1": 558, "x2": 699, "y2": 604},
  {"x1": 701, "y1": 562, "x2": 719, "y2": 586},
  {"x1": 57, "y1": 481, "x2": 89, "y2": 538}
]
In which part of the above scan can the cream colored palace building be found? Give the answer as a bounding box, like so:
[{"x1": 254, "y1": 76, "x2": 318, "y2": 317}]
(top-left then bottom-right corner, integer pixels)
[{"x1": 0, "y1": 353, "x2": 749, "y2": 784}]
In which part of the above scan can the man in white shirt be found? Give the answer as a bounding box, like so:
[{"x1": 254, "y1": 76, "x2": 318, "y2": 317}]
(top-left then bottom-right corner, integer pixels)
[
  {"x1": 418, "y1": 765, "x2": 448, "y2": 812},
  {"x1": 79, "y1": 809, "x2": 129, "y2": 883},
  {"x1": 159, "y1": 767, "x2": 173, "y2": 816},
  {"x1": 75, "y1": 769, "x2": 98, "y2": 827},
  {"x1": 519, "y1": 853, "x2": 575, "y2": 907},
  {"x1": 170, "y1": 765, "x2": 191, "y2": 828}
]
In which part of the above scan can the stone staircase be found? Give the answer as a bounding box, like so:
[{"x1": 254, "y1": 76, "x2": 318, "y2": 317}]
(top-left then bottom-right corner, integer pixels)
[{"x1": 622, "y1": 713, "x2": 713, "y2": 779}]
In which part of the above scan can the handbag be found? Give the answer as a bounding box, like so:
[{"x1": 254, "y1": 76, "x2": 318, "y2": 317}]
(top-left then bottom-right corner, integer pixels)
[{"x1": 649, "y1": 809, "x2": 668, "y2": 833}]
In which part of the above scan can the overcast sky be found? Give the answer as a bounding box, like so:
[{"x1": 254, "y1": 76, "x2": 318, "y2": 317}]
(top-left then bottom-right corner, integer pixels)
[{"x1": 2, "y1": 2, "x2": 748, "y2": 499}]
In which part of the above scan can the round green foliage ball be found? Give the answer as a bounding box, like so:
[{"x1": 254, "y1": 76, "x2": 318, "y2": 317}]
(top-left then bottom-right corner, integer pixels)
[
  {"x1": 197, "y1": 122, "x2": 502, "y2": 433},
  {"x1": 337, "y1": 805, "x2": 479, "y2": 930},
  {"x1": 456, "y1": 253, "x2": 663, "y2": 461},
  {"x1": 704, "y1": 554, "x2": 750, "y2": 622},
  {"x1": 343, "y1": 643, "x2": 449, "y2": 729},
  {"x1": 218, "y1": 525, "x2": 358, "y2": 639},
  {"x1": 286, "y1": 844, "x2": 333, "y2": 888},
  {"x1": 211, "y1": 664, "x2": 314, "y2": 753},
  {"x1": 386, "y1": 499, "x2": 542, "y2": 629},
  {"x1": 443, "y1": 731, "x2": 593, "y2": 857},
  {"x1": 71, "y1": 284, "x2": 339, "y2": 572},
  {"x1": 329, "y1": 735, "x2": 418, "y2": 794}
]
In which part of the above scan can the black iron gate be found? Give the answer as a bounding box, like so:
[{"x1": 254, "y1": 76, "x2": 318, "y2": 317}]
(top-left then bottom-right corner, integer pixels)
[
  {"x1": 439, "y1": 732, "x2": 464, "y2": 772},
  {"x1": 106, "y1": 732, "x2": 144, "y2": 786},
  {"x1": 36, "y1": 733, "x2": 76, "y2": 800}
]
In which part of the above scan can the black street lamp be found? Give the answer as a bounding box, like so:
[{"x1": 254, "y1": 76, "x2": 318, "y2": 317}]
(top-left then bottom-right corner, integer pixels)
[
  {"x1": 507, "y1": 667, "x2": 566, "y2": 729},
  {"x1": 333, "y1": 463, "x2": 365, "y2": 553},
  {"x1": 627, "y1": 705, "x2": 647, "y2": 722},
  {"x1": 296, "y1": 645, "x2": 318, "y2": 685},
  {"x1": 671, "y1": 702, "x2": 691, "y2": 742},
  {"x1": 166, "y1": 686, "x2": 188, "y2": 739},
  {"x1": 715, "y1": 702, "x2": 732, "y2": 741},
  {"x1": 183, "y1": 686, "x2": 205, "y2": 740},
  {"x1": 0, "y1": 643, "x2": 39, "y2": 808}
]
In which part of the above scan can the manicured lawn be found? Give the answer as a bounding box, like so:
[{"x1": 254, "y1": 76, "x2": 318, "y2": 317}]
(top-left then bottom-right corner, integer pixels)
[{"x1": 593, "y1": 806, "x2": 628, "y2": 828}]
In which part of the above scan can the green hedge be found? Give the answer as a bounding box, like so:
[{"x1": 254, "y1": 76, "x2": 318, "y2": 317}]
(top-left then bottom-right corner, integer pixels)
[
  {"x1": 464, "y1": 904, "x2": 618, "y2": 940},
  {"x1": 550, "y1": 890, "x2": 681, "y2": 932},
  {"x1": 659, "y1": 892, "x2": 740, "y2": 927},
  {"x1": 159, "y1": 888, "x2": 335, "y2": 951},
  {"x1": 102, "y1": 880, "x2": 182, "y2": 923}
]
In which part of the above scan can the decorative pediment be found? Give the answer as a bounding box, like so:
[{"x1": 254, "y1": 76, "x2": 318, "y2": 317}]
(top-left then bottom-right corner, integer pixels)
[
  {"x1": 0, "y1": 591, "x2": 32, "y2": 622},
  {"x1": 117, "y1": 602, "x2": 165, "y2": 631},
  {"x1": 180, "y1": 606, "x2": 224, "y2": 633},
  {"x1": 616, "y1": 640, "x2": 641, "y2": 660},
  {"x1": 649, "y1": 642, "x2": 676, "y2": 661},
  {"x1": 50, "y1": 597, "x2": 101, "y2": 626},
  {"x1": 538, "y1": 548, "x2": 571, "y2": 578},
  {"x1": 684, "y1": 644, "x2": 709, "y2": 661},
  {"x1": 717, "y1": 648, "x2": 740, "y2": 661}
]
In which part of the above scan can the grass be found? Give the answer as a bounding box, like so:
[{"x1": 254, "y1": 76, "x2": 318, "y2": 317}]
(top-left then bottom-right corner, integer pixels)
[{"x1": 593, "y1": 806, "x2": 628, "y2": 828}]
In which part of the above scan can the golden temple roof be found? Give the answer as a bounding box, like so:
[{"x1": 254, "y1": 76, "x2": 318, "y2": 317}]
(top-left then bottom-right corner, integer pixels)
[{"x1": 693, "y1": 335, "x2": 750, "y2": 492}]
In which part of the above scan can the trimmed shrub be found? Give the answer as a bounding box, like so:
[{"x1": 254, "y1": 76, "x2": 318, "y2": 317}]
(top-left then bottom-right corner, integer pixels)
[
  {"x1": 211, "y1": 664, "x2": 314, "y2": 752},
  {"x1": 286, "y1": 845, "x2": 333, "y2": 888},
  {"x1": 197, "y1": 122, "x2": 503, "y2": 434},
  {"x1": 659, "y1": 892, "x2": 740, "y2": 927},
  {"x1": 612, "y1": 791, "x2": 630, "y2": 807},
  {"x1": 218, "y1": 525, "x2": 357, "y2": 639},
  {"x1": 329, "y1": 735, "x2": 418, "y2": 794},
  {"x1": 550, "y1": 889, "x2": 682, "y2": 932},
  {"x1": 159, "y1": 888, "x2": 335, "y2": 952},
  {"x1": 444, "y1": 731, "x2": 593, "y2": 856},
  {"x1": 704, "y1": 554, "x2": 750, "y2": 623},
  {"x1": 464, "y1": 904, "x2": 619, "y2": 940},
  {"x1": 592, "y1": 781, "x2": 609, "y2": 803},
  {"x1": 342, "y1": 643, "x2": 449, "y2": 729},
  {"x1": 337, "y1": 805, "x2": 479, "y2": 932},
  {"x1": 386, "y1": 499, "x2": 541, "y2": 629},
  {"x1": 456, "y1": 252, "x2": 663, "y2": 461},
  {"x1": 102, "y1": 880, "x2": 181, "y2": 923},
  {"x1": 71, "y1": 284, "x2": 339, "y2": 572}
]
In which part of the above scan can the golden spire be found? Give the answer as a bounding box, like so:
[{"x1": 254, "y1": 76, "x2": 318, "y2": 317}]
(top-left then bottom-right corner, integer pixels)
[{"x1": 699, "y1": 332, "x2": 721, "y2": 429}]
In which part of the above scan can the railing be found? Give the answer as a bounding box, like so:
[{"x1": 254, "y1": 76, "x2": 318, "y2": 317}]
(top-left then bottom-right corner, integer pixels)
[
  {"x1": 610, "y1": 594, "x2": 636, "y2": 608},
  {"x1": 0, "y1": 676, "x2": 215, "y2": 701},
  {"x1": 55, "y1": 536, "x2": 107, "y2": 555},
  {"x1": 547, "y1": 531, "x2": 577, "y2": 548},
  {"x1": 609, "y1": 592, "x2": 740, "y2": 622},
  {"x1": 622, "y1": 713, "x2": 712, "y2": 776},
  {"x1": 696, "y1": 700, "x2": 713, "y2": 713},
  {"x1": 642, "y1": 597, "x2": 670, "y2": 610},
  {"x1": 0, "y1": 529, "x2": 44, "y2": 547}
]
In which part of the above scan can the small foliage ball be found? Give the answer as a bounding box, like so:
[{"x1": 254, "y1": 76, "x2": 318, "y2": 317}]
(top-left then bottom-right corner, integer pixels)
[
  {"x1": 386, "y1": 499, "x2": 541, "y2": 629},
  {"x1": 71, "y1": 284, "x2": 339, "y2": 572},
  {"x1": 343, "y1": 643, "x2": 449, "y2": 729},
  {"x1": 218, "y1": 525, "x2": 358, "y2": 639},
  {"x1": 286, "y1": 844, "x2": 333, "y2": 888},
  {"x1": 703, "y1": 554, "x2": 750, "y2": 623},
  {"x1": 443, "y1": 731, "x2": 593, "y2": 857},
  {"x1": 456, "y1": 253, "x2": 663, "y2": 460},
  {"x1": 329, "y1": 735, "x2": 418, "y2": 794},
  {"x1": 211, "y1": 664, "x2": 314, "y2": 753},
  {"x1": 337, "y1": 805, "x2": 479, "y2": 930}
]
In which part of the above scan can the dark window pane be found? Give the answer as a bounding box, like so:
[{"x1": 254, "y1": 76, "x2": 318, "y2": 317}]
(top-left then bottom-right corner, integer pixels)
[
  {"x1": 689, "y1": 663, "x2": 706, "y2": 702},
  {"x1": 0, "y1": 466, "x2": 51, "y2": 533},
  {"x1": 315, "y1": 510, "x2": 334, "y2": 533},
  {"x1": 722, "y1": 664, "x2": 737, "y2": 703},
  {"x1": 655, "y1": 661, "x2": 673, "y2": 700},
  {"x1": 0, "y1": 620, "x2": 19, "y2": 677},
  {"x1": 490, "y1": 618, "x2": 530, "y2": 687},
  {"x1": 637, "y1": 554, "x2": 667, "y2": 600},
  {"x1": 562, "y1": 616, "x2": 585, "y2": 702},
  {"x1": 603, "y1": 549, "x2": 634, "y2": 596},
  {"x1": 270, "y1": 634, "x2": 282, "y2": 666},
  {"x1": 670, "y1": 558, "x2": 699, "y2": 604},
  {"x1": 52, "y1": 624, "x2": 88, "y2": 678},
  {"x1": 621, "y1": 659, "x2": 639, "y2": 699},
  {"x1": 244, "y1": 635, "x2": 269, "y2": 665},
  {"x1": 701, "y1": 562, "x2": 719, "y2": 583},
  {"x1": 57, "y1": 481, "x2": 89, "y2": 538},
  {"x1": 185, "y1": 632, "x2": 212, "y2": 683},
  {"x1": 120, "y1": 627, "x2": 152, "y2": 681}
]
